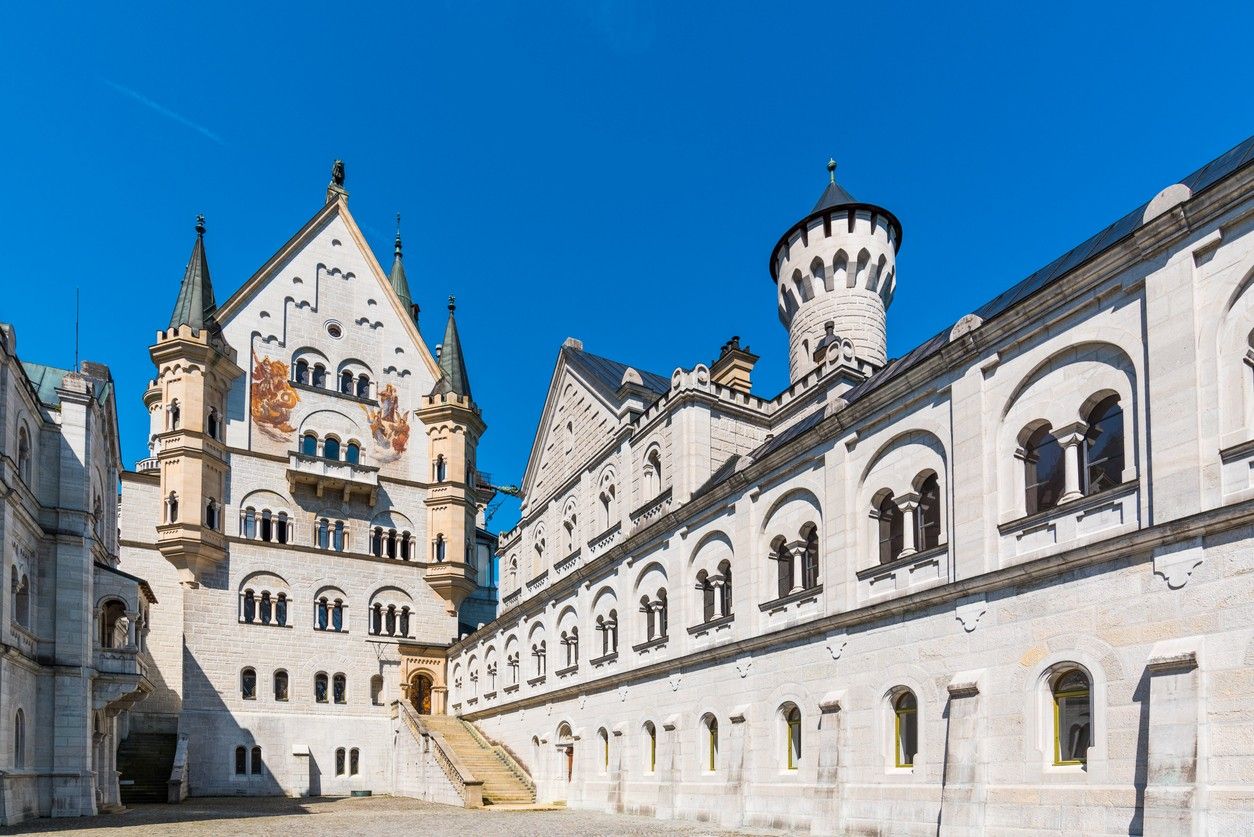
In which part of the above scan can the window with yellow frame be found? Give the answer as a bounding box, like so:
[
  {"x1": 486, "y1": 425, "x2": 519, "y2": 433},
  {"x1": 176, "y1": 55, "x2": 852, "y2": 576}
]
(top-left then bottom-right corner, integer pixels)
[
  {"x1": 785, "y1": 706, "x2": 801, "y2": 770},
  {"x1": 894, "y1": 690, "x2": 918, "y2": 768},
  {"x1": 706, "y1": 717, "x2": 719, "y2": 772},
  {"x1": 1052, "y1": 669, "x2": 1091, "y2": 766},
  {"x1": 644, "y1": 722, "x2": 656, "y2": 773}
]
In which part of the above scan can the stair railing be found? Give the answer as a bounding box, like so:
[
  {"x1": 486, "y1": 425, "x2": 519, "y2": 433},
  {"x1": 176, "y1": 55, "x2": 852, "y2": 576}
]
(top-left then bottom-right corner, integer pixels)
[
  {"x1": 398, "y1": 702, "x2": 483, "y2": 808},
  {"x1": 167, "y1": 735, "x2": 190, "y2": 803},
  {"x1": 458, "y1": 718, "x2": 536, "y2": 797}
]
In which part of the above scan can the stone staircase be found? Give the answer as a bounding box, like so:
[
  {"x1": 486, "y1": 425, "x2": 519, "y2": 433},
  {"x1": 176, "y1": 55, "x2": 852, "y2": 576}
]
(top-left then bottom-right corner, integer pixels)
[
  {"x1": 116, "y1": 732, "x2": 176, "y2": 804},
  {"x1": 421, "y1": 715, "x2": 535, "y2": 806}
]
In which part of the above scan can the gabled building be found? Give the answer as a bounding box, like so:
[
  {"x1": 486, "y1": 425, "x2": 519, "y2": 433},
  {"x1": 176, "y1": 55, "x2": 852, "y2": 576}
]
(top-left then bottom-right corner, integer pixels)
[
  {"x1": 0, "y1": 326, "x2": 152, "y2": 825},
  {"x1": 117, "y1": 164, "x2": 497, "y2": 799},
  {"x1": 446, "y1": 139, "x2": 1254, "y2": 834}
]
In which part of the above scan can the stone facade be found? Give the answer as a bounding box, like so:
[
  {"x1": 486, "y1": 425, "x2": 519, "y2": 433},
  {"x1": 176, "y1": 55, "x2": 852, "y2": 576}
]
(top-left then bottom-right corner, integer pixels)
[
  {"x1": 447, "y1": 138, "x2": 1254, "y2": 834},
  {"x1": 117, "y1": 171, "x2": 497, "y2": 800},
  {"x1": 0, "y1": 327, "x2": 152, "y2": 825}
]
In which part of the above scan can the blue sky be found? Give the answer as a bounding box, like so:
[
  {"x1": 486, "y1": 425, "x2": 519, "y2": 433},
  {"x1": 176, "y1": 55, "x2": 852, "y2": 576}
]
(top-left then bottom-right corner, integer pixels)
[{"x1": 1, "y1": 2, "x2": 1250, "y2": 532}]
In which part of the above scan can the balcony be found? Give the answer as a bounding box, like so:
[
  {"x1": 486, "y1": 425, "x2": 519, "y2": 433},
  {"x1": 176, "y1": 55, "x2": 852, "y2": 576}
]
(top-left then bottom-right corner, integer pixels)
[
  {"x1": 286, "y1": 451, "x2": 379, "y2": 504},
  {"x1": 134, "y1": 457, "x2": 159, "y2": 473}
]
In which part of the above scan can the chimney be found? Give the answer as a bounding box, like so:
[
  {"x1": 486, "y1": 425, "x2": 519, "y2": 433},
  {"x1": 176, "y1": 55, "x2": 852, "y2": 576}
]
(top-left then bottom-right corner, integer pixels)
[{"x1": 710, "y1": 336, "x2": 759, "y2": 395}]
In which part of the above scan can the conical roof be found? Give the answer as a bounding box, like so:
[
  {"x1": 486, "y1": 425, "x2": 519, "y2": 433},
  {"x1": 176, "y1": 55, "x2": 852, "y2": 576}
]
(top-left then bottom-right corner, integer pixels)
[
  {"x1": 168, "y1": 215, "x2": 218, "y2": 331},
  {"x1": 431, "y1": 296, "x2": 471, "y2": 398},
  {"x1": 389, "y1": 217, "x2": 416, "y2": 320}
]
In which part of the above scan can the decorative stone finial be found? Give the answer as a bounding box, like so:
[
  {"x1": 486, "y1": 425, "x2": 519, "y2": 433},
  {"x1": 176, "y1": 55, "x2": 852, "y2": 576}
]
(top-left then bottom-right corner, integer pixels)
[
  {"x1": 827, "y1": 158, "x2": 837, "y2": 184},
  {"x1": 195, "y1": 214, "x2": 205, "y2": 236},
  {"x1": 331, "y1": 159, "x2": 345, "y2": 187},
  {"x1": 448, "y1": 295, "x2": 456, "y2": 313},
  {"x1": 394, "y1": 213, "x2": 403, "y2": 258}
]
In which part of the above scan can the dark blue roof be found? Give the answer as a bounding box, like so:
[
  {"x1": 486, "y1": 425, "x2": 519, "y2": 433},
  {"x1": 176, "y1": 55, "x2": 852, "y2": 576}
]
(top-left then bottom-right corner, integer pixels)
[{"x1": 563, "y1": 345, "x2": 670, "y2": 399}]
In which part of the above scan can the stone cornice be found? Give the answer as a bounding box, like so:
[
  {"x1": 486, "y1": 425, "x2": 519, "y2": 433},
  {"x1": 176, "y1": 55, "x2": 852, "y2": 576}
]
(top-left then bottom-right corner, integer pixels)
[{"x1": 460, "y1": 498, "x2": 1254, "y2": 718}]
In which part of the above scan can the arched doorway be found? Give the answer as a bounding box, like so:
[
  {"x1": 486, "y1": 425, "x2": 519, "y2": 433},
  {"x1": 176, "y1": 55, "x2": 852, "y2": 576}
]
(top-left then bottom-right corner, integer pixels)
[
  {"x1": 556, "y1": 722, "x2": 575, "y2": 783},
  {"x1": 410, "y1": 673, "x2": 434, "y2": 715}
]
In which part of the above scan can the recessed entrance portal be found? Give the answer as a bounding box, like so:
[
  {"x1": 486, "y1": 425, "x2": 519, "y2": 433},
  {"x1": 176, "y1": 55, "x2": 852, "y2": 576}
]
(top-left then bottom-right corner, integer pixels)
[{"x1": 411, "y1": 673, "x2": 434, "y2": 715}]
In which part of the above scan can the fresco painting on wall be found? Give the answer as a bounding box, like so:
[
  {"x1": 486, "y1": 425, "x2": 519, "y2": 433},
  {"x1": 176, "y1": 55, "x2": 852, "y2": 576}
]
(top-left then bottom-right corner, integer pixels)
[
  {"x1": 251, "y1": 351, "x2": 301, "y2": 440},
  {"x1": 364, "y1": 383, "x2": 410, "y2": 463}
]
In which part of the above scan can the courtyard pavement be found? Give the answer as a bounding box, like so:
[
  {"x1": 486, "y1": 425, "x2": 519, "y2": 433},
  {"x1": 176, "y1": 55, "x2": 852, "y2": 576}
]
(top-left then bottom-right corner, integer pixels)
[{"x1": 0, "y1": 795, "x2": 776, "y2": 836}]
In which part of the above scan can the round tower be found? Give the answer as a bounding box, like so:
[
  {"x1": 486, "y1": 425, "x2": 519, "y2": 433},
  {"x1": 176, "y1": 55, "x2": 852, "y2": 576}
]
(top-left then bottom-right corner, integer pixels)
[{"x1": 770, "y1": 160, "x2": 902, "y2": 382}]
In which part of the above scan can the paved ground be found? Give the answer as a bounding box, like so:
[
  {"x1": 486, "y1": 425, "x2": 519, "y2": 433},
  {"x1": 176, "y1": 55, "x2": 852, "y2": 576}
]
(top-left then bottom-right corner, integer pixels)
[{"x1": 0, "y1": 795, "x2": 775, "y2": 836}]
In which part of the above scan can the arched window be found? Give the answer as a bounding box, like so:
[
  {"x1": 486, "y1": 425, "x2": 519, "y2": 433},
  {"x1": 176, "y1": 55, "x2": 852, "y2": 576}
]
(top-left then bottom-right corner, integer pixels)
[
  {"x1": 169, "y1": 400, "x2": 181, "y2": 430},
  {"x1": 323, "y1": 437, "x2": 340, "y2": 461},
  {"x1": 386, "y1": 529, "x2": 398, "y2": 559},
  {"x1": 242, "y1": 507, "x2": 256, "y2": 539},
  {"x1": 11, "y1": 570, "x2": 29, "y2": 629},
  {"x1": 241, "y1": 667, "x2": 257, "y2": 700},
  {"x1": 235, "y1": 745, "x2": 247, "y2": 775},
  {"x1": 340, "y1": 370, "x2": 354, "y2": 394},
  {"x1": 434, "y1": 534, "x2": 445, "y2": 563},
  {"x1": 435, "y1": 455, "x2": 447, "y2": 482},
  {"x1": 207, "y1": 408, "x2": 220, "y2": 440},
  {"x1": 599, "y1": 728, "x2": 610, "y2": 773},
  {"x1": 242, "y1": 589, "x2": 256, "y2": 623},
  {"x1": 276, "y1": 593, "x2": 288, "y2": 626},
  {"x1": 258, "y1": 510, "x2": 272, "y2": 541},
  {"x1": 276, "y1": 512, "x2": 289, "y2": 544},
  {"x1": 704, "y1": 715, "x2": 718, "y2": 772},
  {"x1": 14, "y1": 709, "x2": 25, "y2": 769},
  {"x1": 333, "y1": 673, "x2": 347, "y2": 704},
  {"x1": 331, "y1": 599, "x2": 344, "y2": 632},
  {"x1": 314, "y1": 673, "x2": 329, "y2": 703},
  {"x1": 316, "y1": 597, "x2": 329, "y2": 631},
  {"x1": 385, "y1": 605, "x2": 397, "y2": 636},
  {"x1": 399, "y1": 606, "x2": 410, "y2": 637},
  {"x1": 350, "y1": 748, "x2": 359, "y2": 775},
  {"x1": 645, "y1": 447, "x2": 662, "y2": 497},
  {"x1": 894, "y1": 690, "x2": 918, "y2": 768},
  {"x1": 399, "y1": 532, "x2": 412, "y2": 561},
  {"x1": 312, "y1": 364, "x2": 327, "y2": 388},
  {"x1": 773, "y1": 536, "x2": 793, "y2": 598},
  {"x1": 877, "y1": 494, "x2": 903, "y2": 564},
  {"x1": 205, "y1": 498, "x2": 219, "y2": 531},
  {"x1": 301, "y1": 433, "x2": 318, "y2": 456},
  {"x1": 100, "y1": 599, "x2": 126, "y2": 647},
  {"x1": 335, "y1": 747, "x2": 346, "y2": 776},
  {"x1": 917, "y1": 474, "x2": 941, "y2": 550},
  {"x1": 785, "y1": 705, "x2": 801, "y2": 770},
  {"x1": 317, "y1": 518, "x2": 330, "y2": 550},
  {"x1": 333, "y1": 521, "x2": 346, "y2": 552},
  {"x1": 274, "y1": 670, "x2": 289, "y2": 701},
  {"x1": 17, "y1": 426, "x2": 31, "y2": 483},
  {"x1": 600, "y1": 484, "x2": 616, "y2": 529},
  {"x1": 1083, "y1": 396, "x2": 1124, "y2": 494},
  {"x1": 371, "y1": 675, "x2": 384, "y2": 706},
  {"x1": 1024, "y1": 425, "x2": 1065, "y2": 514},
  {"x1": 345, "y1": 442, "x2": 360, "y2": 465},
  {"x1": 644, "y1": 721, "x2": 657, "y2": 773},
  {"x1": 697, "y1": 570, "x2": 715, "y2": 623},
  {"x1": 259, "y1": 591, "x2": 272, "y2": 625},
  {"x1": 719, "y1": 562, "x2": 733, "y2": 616},
  {"x1": 166, "y1": 492, "x2": 179, "y2": 522},
  {"x1": 801, "y1": 525, "x2": 820, "y2": 589},
  {"x1": 356, "y1": 375, "x2": 369, "y2": 399},
  {"x1": 251, "y1": 746, "x2": 262, "y2": 775},
  {"x1": 371, "y1": 603, "x2": 383, "y2": 635},
  {"x1": 1052, "y1": 669, "x2": 1091, "y2": 766},
  {"x1": 371, "y1": 527, "x2": 383, "y2": 557},
  {"x1": 294, "y1": 359, "x2": 309, "y2": 385}
]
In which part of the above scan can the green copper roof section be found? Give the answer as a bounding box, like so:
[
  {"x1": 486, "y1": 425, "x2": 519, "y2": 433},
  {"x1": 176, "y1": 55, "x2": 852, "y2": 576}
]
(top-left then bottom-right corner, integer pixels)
[
  {"x1": 168, "y1": 215, "x2": 218, "y2": 331},
  {"x1": 431, "y1": 296, "x2": 471, "y2": 398},
  {"x1": 389, "y1": 217, "x2": 416, "y2": 319}
]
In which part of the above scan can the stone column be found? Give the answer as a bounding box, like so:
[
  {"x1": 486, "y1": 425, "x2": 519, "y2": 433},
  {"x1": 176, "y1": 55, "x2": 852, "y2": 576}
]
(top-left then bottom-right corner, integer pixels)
[
  {"x1": 724, "y1": 706, "x2": 750, "y2": 830},
  {"x1": 711, "y1": 579, "x2": 726, "y2": 619},
  {"x1": 788, "y1": 539, "x2": 805, "y2": 594},
  {"x1": 1056, "y1": 422, "x2": 1088, "y2": 504},
  {"x1": 938, "y1": 670, "x2": 986, "y2": 836},
  {"x1": 815, "y1": 693, "x2": 844, "y2": 835},
  {"x1": 897, "y1": 493, "x2": 920, "y2": 557},
  {"x1": 657, "y1": 716, "x2": 678, "y2": 819},
  {"x1": 1144, "y1": 640, "x2": 1202, "y2": 836}
]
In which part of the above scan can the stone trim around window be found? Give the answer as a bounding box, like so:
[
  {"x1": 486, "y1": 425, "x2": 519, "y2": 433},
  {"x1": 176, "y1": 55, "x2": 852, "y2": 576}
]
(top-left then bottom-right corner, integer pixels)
[
  {"x1": 589, "y1": 650, "x2": 619, "y2": 667},
  {"x1": 554, "y1": 663, "x2": 579, "y2": 678},
  {"x1": 687, "y1": 613, "x2": 735, "y2": 636},
  {"x1": 631, "y1": 635, "x2": 668, "y2": 654},
  {"x1": 527, "y1": 674, "x2": 547, "y2": 687},
  {"x1": 503, "y1": 683, "x2": 520, "y2": 694},
  {"x1": 758, "y1": 584, "x2": 823, "y2": 614}
]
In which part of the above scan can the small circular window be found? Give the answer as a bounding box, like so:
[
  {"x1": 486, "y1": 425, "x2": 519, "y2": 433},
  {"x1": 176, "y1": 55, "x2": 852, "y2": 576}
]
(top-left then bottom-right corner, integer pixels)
[{"x1": 326, "y1": 322, "x2": 343, "y2": 339}]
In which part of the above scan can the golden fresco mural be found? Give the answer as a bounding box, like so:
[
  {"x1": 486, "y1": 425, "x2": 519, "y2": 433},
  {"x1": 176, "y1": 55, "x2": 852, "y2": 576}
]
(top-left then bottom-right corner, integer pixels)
[
  {"x1": 251, "y1": 351, "x2": 300, "y2": 440},
  {"x1": 364, "y1": 383, "x2": 410, "y2": 463}
]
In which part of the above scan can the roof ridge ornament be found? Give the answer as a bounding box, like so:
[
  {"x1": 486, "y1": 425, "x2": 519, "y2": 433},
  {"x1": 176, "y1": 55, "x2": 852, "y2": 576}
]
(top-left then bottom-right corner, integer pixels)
[
  {"x1": 195, "y1": 213, "x2": 205, "y2": 237},
  {"x1": 827, "y1": 158, "x2": 837, "y2": 184},
  {"x1": 394, "y1": 212, "x2": 403, "y2": 259},
  {"x1": 326, "y1": 159, "x2": 348, "y2": 204}
]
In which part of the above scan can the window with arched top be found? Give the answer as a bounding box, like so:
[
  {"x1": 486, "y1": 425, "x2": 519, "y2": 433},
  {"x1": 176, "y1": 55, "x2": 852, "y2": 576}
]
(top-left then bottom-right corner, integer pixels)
[
  {"x1": 598, "y1": 727, "x2": 610, "y2": 773},
  {"x1": 314, "y1": 673, "x2": 329, "y2": 703},
  {"x1": 11, "y1": 569, "x2": 30, "y2": 629},
  {"x1": 703, "y1": 714, "x2": 719, "y2": 772},
  {"x1": 350, "y1": 748, "x2": 359, "y2": 775},
  {"x1": 340, "y1": 370, "x2": 354, "y2": 394},
  {"x1": 335, "y1": 747, "x2": 346, "y2": 776},
  {"x1": 166, "y1": 492, "x2": 179, "y2": 522},
  {"x1": 251, "y1": 746, "x2": 263, "y2": 775},
  {"x1": 17, "y1": 426, "x2": 30, "y2": 484},
  {"x1": 877, "y1": 493, "x2": 903, "y2": 564},
  {"x1": 169, "y1": 400, "x2": 181, "y2": 430},
  {"x1": 274, "y1": 670, "x2": 289, "y2": 701},
  {"x1": 294, "y1": 359, "x2": 309, "y2": 385},
  {"x1": 323, "y1": 437, "x2": 340, "y2": 461},
  {"x1": 345, "y1": 442, "x2": 360, "y2": 465},
  {"x1": 1083, "y1": 396, "x2": 1124, "y2": 495},
  {"x1": 644, "y1": 447, "x2": 662, "y2": 498},
  {"x1": 356, "y1": 375, "x2": 369, "y2": 399},
  {"x1": 435, "y1": 455, "x2": 447, "y2": 482},
  {"x1": 333, "y1": 673, "x2": 347, "y2": 704},
  {"x1": 207, "y1": 408, "x2": 220, "y2": 440},
  {"x1": 100, "y1": 599, "x2": 127, "y2": 648},
  {"x1": 1024, "y1": 425, "x2": 1065, "y2": 514},
  {"x1": 772, "y1": 536, "x2": 793, "y2": 598},
  {"x1": 13, "y1": 709, "x2": 25, "y2": 769},
  {"x1": 434, "y1": 534, "x2": 446, "y2": 563},
  {"x1": 241, "y1": 667, "x2": 256, "y2": 700},
  {"x1": 235, "y1": 745, "x2": 247, "y2": 775},
  {"x1": 301, "y1": 433, "x2": 318, "y2": 456},
  {"x1": 312, "y1": 364, "x2": 327, "y2": 388},
  {"x1": 893, "y1": 690, "x2": 918, "y2": 768},
  {"x1": 1051, "y1": 668, "x2": 1091, "y2": 766},
  {"x1": 643, "y1": 721, "x2": 657, "y2": 773},
  {"x1": 917, "y1": 474, "x2": 942, "y2": 551},
  {"x1": 205, "y1": 498, "x2": 219, "y2": 531},
  {"x1": 801, "y1": 525, "x2": 820, "y2": 589},
  {"x1": 784, "y1": 705, "x2": 801, "y2": 770}
]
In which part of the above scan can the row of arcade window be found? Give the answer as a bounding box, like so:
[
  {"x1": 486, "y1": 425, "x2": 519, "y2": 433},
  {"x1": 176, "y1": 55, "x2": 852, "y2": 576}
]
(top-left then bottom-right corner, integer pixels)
[
  {"x1": 293, "y1": 360, "x2": 371, "y2": 399},
  {"x1": 300, "y1": 433, "x2": 362, "y2": 465},
  {"x1": 335, "y1": 747, "x2": 360, "y2": 776}
]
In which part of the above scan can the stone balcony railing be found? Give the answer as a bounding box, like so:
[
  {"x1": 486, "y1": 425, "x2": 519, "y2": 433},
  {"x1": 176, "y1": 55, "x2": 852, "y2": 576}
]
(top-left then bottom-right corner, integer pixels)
[
  {"x1": 286, "y1": 451, "x2": 379, "y2": 504},
  {"x1": 95, "y1": 646, "x2": 147, "y2": 678},
  {"x1": 588, "y1": 521, "x2": 622, "y2": 556},
  {"x1": 630, "y1": 487, "x2": 673, "y2": 532},
  {"x1": 134, "y1": 457, "x2": 159, "y2": 473}
]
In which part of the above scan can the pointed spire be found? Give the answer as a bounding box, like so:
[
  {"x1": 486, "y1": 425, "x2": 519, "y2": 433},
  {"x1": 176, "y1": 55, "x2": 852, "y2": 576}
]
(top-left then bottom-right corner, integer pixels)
[
  {"x1": 389, "y1": 213, "x2": 418, "y2": 324},
  {"x1": 168, "y1": 214, "x2": 218, "y2": 332},
  {"x1": 431, "y1": 295, "x2": 472, "y2": 398},
  {"x1": 812, "y1": 157, "x2": 857, "y2": 213}
]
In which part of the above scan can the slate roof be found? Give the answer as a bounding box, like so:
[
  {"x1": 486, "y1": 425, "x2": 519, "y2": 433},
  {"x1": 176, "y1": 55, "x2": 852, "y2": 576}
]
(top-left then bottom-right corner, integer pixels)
[
  {"x1": 432, "y1": 303, "x2": 472, "y2": 398},
  {"x1": 562, "y1": 345, "x2": 670, "y2": 399},
  {"x1": 811, "y1": 179, "x2": 859, "y2": 213},
  {"x1": 168, "y1": 217, "x2": 218, "y2": 332},
  {"x1": 21, "y1": 362, "x2": 111, "y2": 407},
  {"x1": 389, "y1": 231, "x2": 416, "y2": 318}
]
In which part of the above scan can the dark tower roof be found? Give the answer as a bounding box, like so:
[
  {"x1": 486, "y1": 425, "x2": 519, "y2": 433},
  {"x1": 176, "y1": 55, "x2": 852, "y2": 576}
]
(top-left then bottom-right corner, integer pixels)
[
  {"x1": 811, "y1": 159, "x2": 859, "y2": 212},
  {"x1": 432, "y1": 296, "x2": 472, "y2": 398},
  {"x1": 168, "y1": 215, "x2": 218, "y2": 331},
  {"x1": 389, "y1": 215, "x2": 417, "y2": 321}
]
